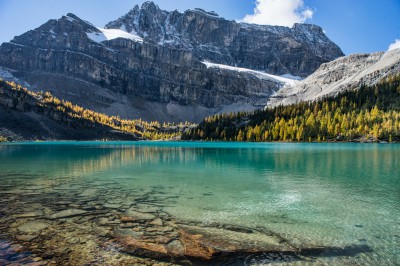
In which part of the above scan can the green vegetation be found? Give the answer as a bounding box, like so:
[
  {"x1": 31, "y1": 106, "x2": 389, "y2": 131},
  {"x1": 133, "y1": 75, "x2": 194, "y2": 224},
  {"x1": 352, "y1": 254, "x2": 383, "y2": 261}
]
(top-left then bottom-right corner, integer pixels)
[
  {"x1": 0, "y1": 80, "x2": 193, "y2": 140},
  {"x1": 0, "y1": 136, "x2": 7, "y2": 142},
  {"x1": 183, "y1": 75, "x2": 400, "y2": 142}
]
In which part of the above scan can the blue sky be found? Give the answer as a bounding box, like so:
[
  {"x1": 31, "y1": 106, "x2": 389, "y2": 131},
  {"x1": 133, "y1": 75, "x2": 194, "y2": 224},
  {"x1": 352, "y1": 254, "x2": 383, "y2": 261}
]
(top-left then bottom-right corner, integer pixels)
[{"x1": 0, "y1": 0, "x2": 399, "y2": 55}]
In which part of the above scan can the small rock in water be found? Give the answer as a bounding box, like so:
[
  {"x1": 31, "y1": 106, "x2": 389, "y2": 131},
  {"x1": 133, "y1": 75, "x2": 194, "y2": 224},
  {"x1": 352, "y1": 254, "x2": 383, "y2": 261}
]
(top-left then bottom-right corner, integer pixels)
[
  {"x1": 123, "y1": 210, "x2": 156, "y2": 221},
  {"x1": 14, "y1": 211, "x2": 44, "y2": 218},
  {"x1": 79, "y1": 188, "x2": 98, "y2": 197},
  {"x1": 166, "y1": 240, "x2": 185, "y2": 256},
  {"x1": 10, "y1": 244, "x2": 24, "y2": 252},
  {"x1": 146, "y1": 226, "x2": 174, "y2": 233},
  {"x1": 48, "y1": 209, "x2": 88, "y2": 219},
  {"x1": 17, "y1": 221, "x2": 50, "y2": 234},
  {"x1": 114, "y1": 228, "x2": 144, "y2": 239},
  {"x1": 97, "y1": 217, "x2": 110, "y2": 226},
  {"x1": 0, "y1": 242, "x2": 11, "y2": 250},
  {"x1": 355, "y1": 224, "x2": 364, "y2": 228},
  {"x1": 66, "y1": 237, "x2": 80, "y2": 244},
  {"x1": 16, "y1": 235, "x2": 37, "y2": 242},
  {"x1": 103, "y1": 203, "x2": 122, "y2": 209},
  {"x1": 149, "y1": 218, "x2": 163, "y2": 226},
  {"x1": 25, "y1": 185, "x2": 48, "y2": 190}
]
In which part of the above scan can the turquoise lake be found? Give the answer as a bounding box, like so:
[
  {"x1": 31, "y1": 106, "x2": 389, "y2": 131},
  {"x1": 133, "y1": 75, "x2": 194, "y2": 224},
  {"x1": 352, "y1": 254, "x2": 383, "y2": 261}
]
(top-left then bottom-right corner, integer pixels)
[{"x1": 0, "y1": 142, "x2": 399, "y2": 265}]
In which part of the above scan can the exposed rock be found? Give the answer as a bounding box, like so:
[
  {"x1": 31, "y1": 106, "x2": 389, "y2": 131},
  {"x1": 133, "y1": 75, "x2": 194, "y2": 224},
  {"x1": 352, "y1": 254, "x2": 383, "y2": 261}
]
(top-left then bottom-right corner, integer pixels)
[
  {"x1": 268, "y1": 49, "x2": 400, "y2": 107},
  {"x1": 106, "y1": 2, "x2": 343, "y2": 76},
  {"x1": 0, "y1": 2, "x2": 343, "y2": 122}
]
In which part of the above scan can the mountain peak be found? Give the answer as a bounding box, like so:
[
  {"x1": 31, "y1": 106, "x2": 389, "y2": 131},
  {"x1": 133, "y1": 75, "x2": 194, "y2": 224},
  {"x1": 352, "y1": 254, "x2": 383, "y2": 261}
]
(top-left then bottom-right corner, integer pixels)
[
  {"x1": 62, "y1": 13, "x2": 98, "y2": 31},
  {"x1": 65, "y1": 13, "x2": 80, "y2": 21},
  {"x1": 188, "y1": 8, "x2": 220, "y2": 18},
  {"x1": 293, "y1": 23, "x2": 323, "y2": 34},
  {"x1": 141, "y1": 1, "x2": 160, "y2": 12}
]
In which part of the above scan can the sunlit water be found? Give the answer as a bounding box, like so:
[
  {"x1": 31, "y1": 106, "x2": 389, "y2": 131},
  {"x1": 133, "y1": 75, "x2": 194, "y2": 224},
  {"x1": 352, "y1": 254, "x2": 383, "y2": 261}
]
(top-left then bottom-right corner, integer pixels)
[{"x1": 0, "y1": 142, "x2": 399, "y2": 265}]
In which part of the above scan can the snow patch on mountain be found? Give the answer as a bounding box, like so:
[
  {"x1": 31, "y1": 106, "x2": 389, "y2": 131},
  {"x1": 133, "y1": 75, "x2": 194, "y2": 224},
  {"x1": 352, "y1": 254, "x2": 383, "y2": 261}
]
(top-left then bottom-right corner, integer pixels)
[
  {"x1": 0, "y1": 67, "x2": 31, "y2": 88},
  {"x1": 87, "y1": 28, "x2": 143, "y2": 43},
  {"x1": 280, "y1": 74, "x2": 303, "y2": 80},
  {"x1": 65, "y1": 15, "x2": 77, "y2": 23},
  {"x1": 202, "y1": 61, "x2": 299, "y2": 86}
]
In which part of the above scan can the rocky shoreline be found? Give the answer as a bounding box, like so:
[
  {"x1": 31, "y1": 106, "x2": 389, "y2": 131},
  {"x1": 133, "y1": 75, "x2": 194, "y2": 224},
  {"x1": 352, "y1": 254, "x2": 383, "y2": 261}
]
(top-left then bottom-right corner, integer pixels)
[{"x1": 0, "y1": 170, "x2": 373, "y2": 266}]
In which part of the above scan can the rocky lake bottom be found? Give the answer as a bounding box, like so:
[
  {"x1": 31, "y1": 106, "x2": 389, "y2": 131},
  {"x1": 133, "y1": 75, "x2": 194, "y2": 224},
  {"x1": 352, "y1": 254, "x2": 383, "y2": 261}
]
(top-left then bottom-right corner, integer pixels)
[{"x1": 0, "y1": 142, "x2": 398, "y2": 265}]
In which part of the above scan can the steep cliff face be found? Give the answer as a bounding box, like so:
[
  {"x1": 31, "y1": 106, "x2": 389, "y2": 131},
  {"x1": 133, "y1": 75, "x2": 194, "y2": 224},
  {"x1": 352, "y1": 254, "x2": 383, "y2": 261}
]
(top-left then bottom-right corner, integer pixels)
[
  {"x1": 268, "y1": 49, "x2": 400, "y2": 107},
  {"x1": 0, "y1": 2, "x2": 343, "y2": 122},
  {"x1": 106, "y1": 2, "x2": 343, "y2": 77}
]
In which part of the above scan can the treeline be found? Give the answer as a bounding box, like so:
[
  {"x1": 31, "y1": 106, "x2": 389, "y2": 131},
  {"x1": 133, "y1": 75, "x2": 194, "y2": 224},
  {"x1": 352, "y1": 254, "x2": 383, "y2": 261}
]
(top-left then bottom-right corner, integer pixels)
[
  {"x1": 183, "y1": 75, "x2": 400, "y2": 142},
  {"x1": 0, "y1": 80, "x2": 193, "y2": 140}
]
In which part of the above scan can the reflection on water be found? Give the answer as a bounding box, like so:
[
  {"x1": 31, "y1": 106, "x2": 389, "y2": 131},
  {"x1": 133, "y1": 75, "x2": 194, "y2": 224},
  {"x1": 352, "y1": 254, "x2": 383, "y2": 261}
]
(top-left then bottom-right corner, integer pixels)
[{"x1": 0, "y1": 142, "x2": 399, "y2": 265}]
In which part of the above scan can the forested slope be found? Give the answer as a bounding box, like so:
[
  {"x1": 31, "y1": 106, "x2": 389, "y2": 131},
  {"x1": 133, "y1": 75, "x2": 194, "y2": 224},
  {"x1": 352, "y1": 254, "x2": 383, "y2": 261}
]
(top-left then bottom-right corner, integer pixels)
[{"x1": 183, "y1": 76, "x2": 400, "y2": 142}]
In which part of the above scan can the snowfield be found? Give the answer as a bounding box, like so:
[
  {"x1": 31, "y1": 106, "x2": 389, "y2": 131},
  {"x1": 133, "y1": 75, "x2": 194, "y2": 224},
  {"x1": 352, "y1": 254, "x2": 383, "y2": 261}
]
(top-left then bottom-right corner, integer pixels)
[
  {"x1": 202, "y1": 61, "x2": 300, "y2": 86},
  {"x1": 87, "y1": 28, "x2": 143, "y2": 43}
]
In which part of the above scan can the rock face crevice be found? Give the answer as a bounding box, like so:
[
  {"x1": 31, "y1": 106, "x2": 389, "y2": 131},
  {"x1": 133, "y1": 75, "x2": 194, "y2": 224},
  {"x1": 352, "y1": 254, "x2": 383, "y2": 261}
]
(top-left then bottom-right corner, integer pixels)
[{"x1": 0, "y1": 1, "x2": 343, "y2": 122}]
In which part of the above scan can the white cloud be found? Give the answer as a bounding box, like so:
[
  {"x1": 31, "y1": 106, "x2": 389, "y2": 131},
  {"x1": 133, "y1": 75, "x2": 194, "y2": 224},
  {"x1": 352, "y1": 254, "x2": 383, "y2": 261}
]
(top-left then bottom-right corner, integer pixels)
[
  {"x1": 242, "y1": 0, "x2": 314, "y2": 27},
  {"x1": 388, "y1": 39, "x2": 400, "y2": 51}
]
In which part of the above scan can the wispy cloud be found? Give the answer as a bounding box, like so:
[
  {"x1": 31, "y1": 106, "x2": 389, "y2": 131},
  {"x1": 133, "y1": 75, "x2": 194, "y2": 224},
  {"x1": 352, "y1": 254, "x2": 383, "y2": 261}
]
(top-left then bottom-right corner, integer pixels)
[
  {"x1": 388, "y1": 39, "x2": 400, "y2": 51},
  {"x1": 242, "y1": 0, "x2": 314, "y2": 27}
]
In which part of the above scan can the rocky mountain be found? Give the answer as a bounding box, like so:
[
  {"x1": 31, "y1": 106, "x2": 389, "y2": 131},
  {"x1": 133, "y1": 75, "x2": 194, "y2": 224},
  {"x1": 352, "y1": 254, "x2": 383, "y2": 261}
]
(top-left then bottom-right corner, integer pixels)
[
  {"x1": 0, "y1": 1, "x2": 343, "y2": 122},
  {"x1": 268, "y1": 48, "x2": 400, "y2": 107},
  {"x1": 105, "y1": 2, "x2": 342, "y2": 76}
]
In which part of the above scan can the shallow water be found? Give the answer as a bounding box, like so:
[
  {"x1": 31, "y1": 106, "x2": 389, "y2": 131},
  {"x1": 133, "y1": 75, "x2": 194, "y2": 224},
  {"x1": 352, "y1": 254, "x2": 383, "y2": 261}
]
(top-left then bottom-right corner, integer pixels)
[{"x1": 0, "y1": 142, "x2": 399, "y2": 265}]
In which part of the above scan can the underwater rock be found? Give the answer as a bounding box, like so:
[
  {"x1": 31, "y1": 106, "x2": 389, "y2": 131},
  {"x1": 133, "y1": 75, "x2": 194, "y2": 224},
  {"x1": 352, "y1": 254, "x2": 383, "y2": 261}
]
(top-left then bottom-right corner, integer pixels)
[
  {"x1": 14, "y1": 211, "x2": 44, "y2": 218},
  {"x1": 48, "y1": 209, "x2": 88, "y2": 219},
  {"x1": 166, "y1": 240, "x2": 185, "y2": 257},
  {"x1": 17, "y1": 221, "x2": 50, "y2": 234},
  {"x1": 123, "y1": 210, "x2": 156, "y2": 221},
  {"x1": 149, "y1": 218, "x2": 164, "y2": 226}
]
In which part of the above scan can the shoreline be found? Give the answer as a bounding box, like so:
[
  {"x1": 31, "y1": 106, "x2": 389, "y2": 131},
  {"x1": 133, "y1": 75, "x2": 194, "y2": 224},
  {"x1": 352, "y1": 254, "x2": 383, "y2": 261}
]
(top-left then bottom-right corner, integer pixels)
[{"x1": 0, "y1": 140, "x2": 398, "y2": 145}]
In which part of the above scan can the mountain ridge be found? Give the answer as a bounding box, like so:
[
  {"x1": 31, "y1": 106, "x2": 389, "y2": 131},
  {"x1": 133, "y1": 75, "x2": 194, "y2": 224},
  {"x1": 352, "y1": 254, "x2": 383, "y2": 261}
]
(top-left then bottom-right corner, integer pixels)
[
  {"x1": 268, "y1": 49, "x2": 400, "y2": 107},
  {"x1": 0, "y1": 1, "x2": 343, "y2": 122},
  {"x1": 105, "y1": 1, "x2": 342, "y2": 76},
  {"x1": 0, "y1": 79, "x2": 185, "y2": 141}
]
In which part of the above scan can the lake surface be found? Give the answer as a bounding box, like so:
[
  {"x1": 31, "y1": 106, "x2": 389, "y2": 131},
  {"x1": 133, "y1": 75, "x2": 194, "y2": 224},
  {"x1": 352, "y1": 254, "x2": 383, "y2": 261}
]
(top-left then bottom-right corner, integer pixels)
[{"x1": 0, "y1": 142, "x2": 399, "y2": 265}]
